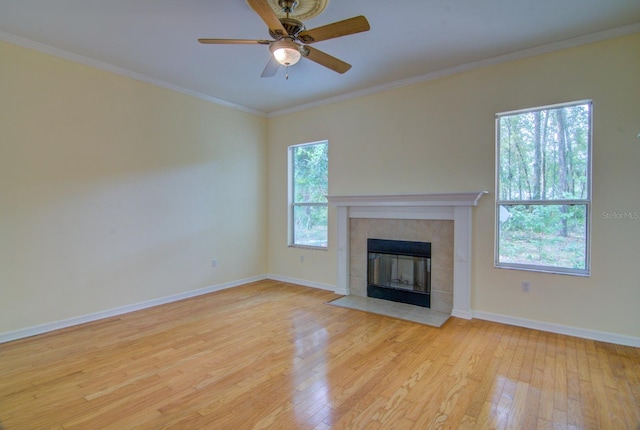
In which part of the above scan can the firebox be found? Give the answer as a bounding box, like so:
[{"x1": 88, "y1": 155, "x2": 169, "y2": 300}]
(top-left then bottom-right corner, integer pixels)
[{"x1": 367, "y1": 239, "x2": 431, "y2": 308}]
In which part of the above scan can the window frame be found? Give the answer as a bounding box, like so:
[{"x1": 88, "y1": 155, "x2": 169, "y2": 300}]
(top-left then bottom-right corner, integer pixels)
[
  {"x1": 288, "y1": 140, "x2": 329, "y2": 249},
  {"x1": 495, "y1": 100, "x2": 592, "y2": 276}
]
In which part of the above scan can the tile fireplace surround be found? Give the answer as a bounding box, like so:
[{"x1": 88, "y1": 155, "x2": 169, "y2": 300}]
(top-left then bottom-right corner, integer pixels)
[
  {"x1": 352, "y1": 219, "x2": 451, "y2": 313},
  {"x1": 327, "y1": 192, "x2": 487, "y2": 319}
]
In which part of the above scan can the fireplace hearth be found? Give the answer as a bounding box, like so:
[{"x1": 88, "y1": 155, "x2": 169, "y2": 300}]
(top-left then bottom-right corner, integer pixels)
[{"x1": 367, "y1": 239, "x2": 431, "y2": 308}]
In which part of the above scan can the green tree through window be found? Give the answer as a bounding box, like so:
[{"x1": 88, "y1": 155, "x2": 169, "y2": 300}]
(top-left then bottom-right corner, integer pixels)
[
  {"x1": 496, "y1": 101, "x2": 591, "y2": 275},
  {"x1": 289, "y1": 141, "x2": 328, "y2": 248}
]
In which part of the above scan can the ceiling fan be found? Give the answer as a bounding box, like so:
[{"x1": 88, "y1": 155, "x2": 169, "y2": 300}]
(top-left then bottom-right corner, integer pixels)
[{"x1": 198, "y1": 0, "x2": 370, "y2": 78}]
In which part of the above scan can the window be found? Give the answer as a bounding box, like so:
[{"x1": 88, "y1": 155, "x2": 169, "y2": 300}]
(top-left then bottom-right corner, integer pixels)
[
  {"x1": 495, "y1": 100, "x2": 592, "y2": 275},
  {"x1": 289, "y1": 141, "x2": 328, "y2": 248}
]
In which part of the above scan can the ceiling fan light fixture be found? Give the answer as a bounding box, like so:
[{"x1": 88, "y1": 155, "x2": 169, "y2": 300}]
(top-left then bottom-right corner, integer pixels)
[{"x1": 270, "y1": 40, "x2": 302, "y2": 66}]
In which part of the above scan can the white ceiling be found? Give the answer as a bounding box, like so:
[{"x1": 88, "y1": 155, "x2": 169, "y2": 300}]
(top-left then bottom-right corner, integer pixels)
[{"x1": 2, "y1": 0, "x2": 639, "y2": 116}]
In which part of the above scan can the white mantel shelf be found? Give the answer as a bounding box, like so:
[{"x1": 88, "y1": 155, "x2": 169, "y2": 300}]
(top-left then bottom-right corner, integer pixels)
[
  {"x1": 327, "y1": 191, "x2": 488, "y2": 320},
  {"x1": 327, "y1": 192, "x2": 487, "y2": 207}
]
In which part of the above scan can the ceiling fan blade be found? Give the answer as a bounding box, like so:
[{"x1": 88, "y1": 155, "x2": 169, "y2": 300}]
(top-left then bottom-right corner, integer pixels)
[
  {"x1": 303, "y1": 46, "x2": 352, "y2": 74},
  {"x1": 260, "y1": 57, "x2": 280, "y2": 78},
  {"x1": 246, "y1": 0, "x2": 289, "y2": 37},
  {"x1": 198, "y1": 38, "x2": 271, "y2": 45},
  {"x1": 298, "y1": 16, "x2": 370, "y2": 44}
]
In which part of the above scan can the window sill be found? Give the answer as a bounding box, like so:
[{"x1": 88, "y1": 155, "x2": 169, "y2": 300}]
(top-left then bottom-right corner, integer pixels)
[
  {"x1": 495, "y1": 263, "x2": 590, "y2": 277},
  {"x1": 289, "y1": 244, "x2": 328, "y2": 251}
]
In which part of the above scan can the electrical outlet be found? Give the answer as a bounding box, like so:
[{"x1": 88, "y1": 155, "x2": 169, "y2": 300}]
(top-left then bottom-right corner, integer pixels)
[
  {"x1": 300, "y1": 255, "x2": 304, "y2": 263},
  {"x1": 212, "y1": 259, "x2": 217, "y2": 268},
  {"x1": 522, "y1": 281, "x2": 531, "y2": 293}
]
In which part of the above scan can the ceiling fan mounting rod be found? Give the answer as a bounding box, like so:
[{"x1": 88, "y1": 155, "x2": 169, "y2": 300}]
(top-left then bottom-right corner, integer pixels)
[{"x1": 278, "y1": 0, "x2": 299, "y2": 16}]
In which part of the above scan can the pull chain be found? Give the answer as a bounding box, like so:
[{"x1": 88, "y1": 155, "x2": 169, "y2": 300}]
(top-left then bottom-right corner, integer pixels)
[
  {"x1": 282, "y1": 7, "x2": 293, "y2": 80},
  {"x1": 285, "y1": 11, "x2": 290, "y2": 79}
]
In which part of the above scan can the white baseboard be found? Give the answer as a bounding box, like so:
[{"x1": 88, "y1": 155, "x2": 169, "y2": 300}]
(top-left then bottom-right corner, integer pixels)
[
  {"x1": 0, "y1": 275, "x2": 266, "y2": 344},
  {"x1": 4, "y1": 277, "x2": 638, "y2": 349},
  {"x1": 451, "y1": 309, "x2": 473, "y2": 320},
  {"x1": 473, "y1": 310, "x2": 640, "y2": 348},
  {"x1": 266, "y1": 274, "x2": 337, "y2": 292}
]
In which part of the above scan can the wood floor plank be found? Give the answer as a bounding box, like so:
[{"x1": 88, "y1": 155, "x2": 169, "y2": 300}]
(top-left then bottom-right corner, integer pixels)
[
  {"x1": 0, "y1": 280, "x2": 639, "y2": 429},
  {"x1": 463, "y1": 322, "x2": 508, "y2": 419},
  {"x1": 553, "y1": 335, "x2": 569, "y2": 413},
  {"x1": 538, "y1": 337, "x2": 557, "y2": 422},
  {"x1": 505, "y1": 380, "x2": 529, "y2": 429}
]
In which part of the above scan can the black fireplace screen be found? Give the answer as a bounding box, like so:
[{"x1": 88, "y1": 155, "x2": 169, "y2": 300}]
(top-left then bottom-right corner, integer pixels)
[{"x1": 367, "y1": 239, "x2": 431, "y2": 307}]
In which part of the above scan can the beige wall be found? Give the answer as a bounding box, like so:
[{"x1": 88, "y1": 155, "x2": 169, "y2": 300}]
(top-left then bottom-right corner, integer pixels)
[
  {"x1": 2, "y1": 33, "x2": 638, "y2": 340},
  {"x1": 0, "y1": 41, "x2": 267, "y2": 333},
  {"x1": 267, "y1": 33, "x2": 640, "y2": 338}
]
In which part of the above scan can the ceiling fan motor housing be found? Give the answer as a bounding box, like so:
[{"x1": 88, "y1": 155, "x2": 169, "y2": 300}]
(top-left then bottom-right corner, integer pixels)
[{"x1": 269, "y1": 18, "x2": 305, "y2": 39}]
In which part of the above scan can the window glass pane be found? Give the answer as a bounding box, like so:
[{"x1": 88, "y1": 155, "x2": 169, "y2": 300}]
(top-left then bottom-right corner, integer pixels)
[
  {"x1": 498, "y1": 204, "x2": 587, "y2": 270},
  {"x1": 293, "y1": 205, "x2": 328, "y2": 247},
  {"x1": 498, "y1": 103, "x2": 590, "y2": 201},
  {"x1": 293, "y1": 143, "x2": 328, "y2": 204}
]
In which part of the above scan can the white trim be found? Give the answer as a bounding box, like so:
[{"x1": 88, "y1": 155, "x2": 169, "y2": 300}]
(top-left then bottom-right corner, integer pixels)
[
  {"x1": 267, "y1": 23, "x2": 640, "y2": 117},
  {"x1": 335, "y1": 205, "x2": 350, "y2": 296},
  {"x1": 473, "y1": 310, "x2": 640, "y2": 348},
  {"x1": 327, "y1": 192, "x2": 488, "y2": 318},
  {"x1": 0, "y1": 275, "x2": 266, "y2": 344},
  {"x1": 327, "y1": 192, "x2": 488, "y2": 208},
  {"x1": 289, "y1": 141, "x2": 329, "y2": 248},
  {"x1": 3, "y1": 276, "x2": 638, "y2": 348},
  {"x1": 496, "y1": 99, "x2": 593, "y2": 117},
  {"x1": 3, "y1": 21, "x2": 638, "y2": 119},
  {"x1": 350, "y1": 206, "x2": 455, "y2": 220},
  {"x1": 266, "y1": 274, "x2": 336, "y2": 291},
  {"x1": 494, "y1": 100, "x2": 593, "y2": 277},
  {"x1": 0, "y1": 31, "x2": 265, "y2": 117},
  {"x1": 451, "y1": 309, "x2": 473, "y2": 320}
]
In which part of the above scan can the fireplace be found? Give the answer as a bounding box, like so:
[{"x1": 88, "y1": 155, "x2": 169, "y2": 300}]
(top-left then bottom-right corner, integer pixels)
[
  {"x1": 327, "y1": 192, "x2": 488, "y2": 318},
  {"x1": 367, "y1": 239, "x2": 432, "y2": 307}
]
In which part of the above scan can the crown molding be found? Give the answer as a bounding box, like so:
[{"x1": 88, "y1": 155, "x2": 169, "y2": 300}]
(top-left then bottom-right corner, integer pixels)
[
  {"x1": 3, "y1": 22, "x2": 639, "y2": 119},
  {"x1": 267, "y1": 23, "x2": 640, "y2": 117},
  {"x1": 0, "y1": 31, "x2": 266, "y2": 117}
]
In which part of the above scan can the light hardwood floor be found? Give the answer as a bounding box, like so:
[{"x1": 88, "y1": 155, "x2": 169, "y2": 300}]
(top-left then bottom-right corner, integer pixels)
[{"x1": 1, "y1": 280, "x2": 639, "y2": 429}]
